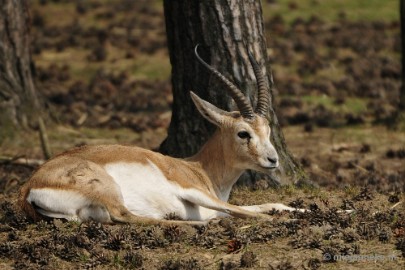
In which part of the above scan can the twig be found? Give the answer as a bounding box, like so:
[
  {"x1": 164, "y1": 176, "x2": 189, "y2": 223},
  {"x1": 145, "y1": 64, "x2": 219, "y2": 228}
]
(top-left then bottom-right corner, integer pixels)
[
  {"x1": 0, "y1": 156, "x2": 44, "y2": 167},
  {"x1": 0, "y1": 155, "x2": 24, "y2": 162},
  {"x1": 38, "y1": 117, "x2": 52, "y2": 159},
  {"x1": 351, "y1": 163, "x2": 369, "y2": 174},
  {"x1": 390, "y1": 201, "x2": 403, "y2": 209}
]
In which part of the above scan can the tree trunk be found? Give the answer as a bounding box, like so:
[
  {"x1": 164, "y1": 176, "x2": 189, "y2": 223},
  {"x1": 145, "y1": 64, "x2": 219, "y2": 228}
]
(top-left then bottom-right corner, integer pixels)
[
  {"x1": 161, "y1": 0, "x2": 306, "y2": 185},
  {"x1": 396, "y1": 0, "x2": 405, "y2": 128},
  {"x1": 0, "y1": 0, "x2": 42, "y2": 142},
  {"x1": 389, "y1": 0, "x2": 405, "y2": 130}
]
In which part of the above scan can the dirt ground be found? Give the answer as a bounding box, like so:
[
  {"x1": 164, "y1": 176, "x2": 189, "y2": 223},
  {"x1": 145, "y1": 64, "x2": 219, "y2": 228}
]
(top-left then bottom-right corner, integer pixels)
[
  {"x1": 0, "y1": 0, "x2": 404, "y2": 269},
  {"x1": 0, "y1": 164, "x2": 404, "y2": 270}
]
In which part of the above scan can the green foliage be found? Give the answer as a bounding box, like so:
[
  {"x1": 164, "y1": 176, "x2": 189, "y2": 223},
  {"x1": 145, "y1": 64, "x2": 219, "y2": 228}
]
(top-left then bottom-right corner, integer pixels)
[{"x1": 301, "y1": 95, "x2": 368, "y2": 114}]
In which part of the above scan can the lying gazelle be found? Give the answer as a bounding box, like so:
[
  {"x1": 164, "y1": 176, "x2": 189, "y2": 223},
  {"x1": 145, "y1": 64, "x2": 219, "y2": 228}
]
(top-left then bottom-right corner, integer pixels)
[{"x1": 19, "y1": 45, "x2": 303, "y2": 225}]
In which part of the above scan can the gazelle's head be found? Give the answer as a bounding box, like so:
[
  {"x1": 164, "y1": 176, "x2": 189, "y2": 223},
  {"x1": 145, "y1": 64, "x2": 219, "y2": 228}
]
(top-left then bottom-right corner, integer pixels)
[{"x1": 191, "y1": 45, "x2": 279, "y2": 173}]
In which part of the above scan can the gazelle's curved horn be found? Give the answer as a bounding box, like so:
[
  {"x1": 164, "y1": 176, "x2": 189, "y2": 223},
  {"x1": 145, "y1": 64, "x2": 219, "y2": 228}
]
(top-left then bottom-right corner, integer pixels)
[
  {"x1": 195, "y1": 45, "x2": 254, "y2": 119},
  {"x1": 247, "y1": 49, "x2": 270, "y2": 117}
]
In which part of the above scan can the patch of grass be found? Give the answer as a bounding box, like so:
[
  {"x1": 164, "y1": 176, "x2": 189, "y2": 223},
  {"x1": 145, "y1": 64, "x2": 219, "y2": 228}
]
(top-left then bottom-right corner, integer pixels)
[
  {"x1": 299, "y1": 95, "x2": 368, "y2": 115},
  {"x1": 48, "y1": 126, "x2": 142, "y2": 154},
  {"x1": 279, "y1": 184, "x2": 298, "y2": 196},
  {"x1": 315, "y1": 63, "x2": 346, "y2": 82},
  {"x1": 33, "y1": 1, "x2": 77, "y2": 28},
  {"x1": 109, "y1": 253, "x2": 122, "y2": 268},
  {"x1": 78, "y1": 253, "x2": 90, "y2": 263},
  {"x1": 301, "y1": 185, "x2": 322, "y2": 196},
  {"x1": 0, "y1": 125, "x2": 143, "y2": 159},
  {"x1": 34, "y1": 48, "x2": 170, "y2": 82},
  {"x1": 343, "y1": 186, "x2": 360, "y2": 198},
  {"x1": 334, "y1": 126, "x2": 400, "y2": 146},
  {"x1": 33, "y1": 48, "x2": 98, "y2": 82},
  {"x1": 262, "y1": 0, "x2": 399, "y2": 24},
  {"x1": 343, "y1": 98, "x2": 368, "y2": 114},
  {"x1": 131, "y1": 53, "x2": 171, "y2": 80}
]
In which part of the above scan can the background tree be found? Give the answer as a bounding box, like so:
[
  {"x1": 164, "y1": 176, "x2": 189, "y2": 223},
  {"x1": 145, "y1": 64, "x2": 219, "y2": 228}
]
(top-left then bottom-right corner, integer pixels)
[
  {"x1": 160, "y1": 0, "x2": 305, "y2": 185},
  {"x1": 0, "y1": 0, "x2": 43, "y2": 143},
  {"x1": 396, "y1": 0, "x2": 405, "y2": 129}
]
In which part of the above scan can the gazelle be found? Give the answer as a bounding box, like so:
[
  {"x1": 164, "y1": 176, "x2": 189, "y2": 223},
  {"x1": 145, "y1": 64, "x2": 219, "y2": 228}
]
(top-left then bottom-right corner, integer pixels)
[{"x1": 19, "y1": 45, "x2": 302, "y2": 225}]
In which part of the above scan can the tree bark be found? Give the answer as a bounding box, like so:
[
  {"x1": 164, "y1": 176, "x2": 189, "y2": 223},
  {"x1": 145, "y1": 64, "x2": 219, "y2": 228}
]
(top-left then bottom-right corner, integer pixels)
[
  {"x1": 161, "y1": 0, "x2": 306, "y2": 185},
  {"x1": 0, "y1": 0, "x2": 42, "y2": 142},
  {"x1": 389, "y1": 0, "x2": 405, "y2": 130},
  {"x1": 398, "y1": 1, "x2": 405, "y2": 118}
]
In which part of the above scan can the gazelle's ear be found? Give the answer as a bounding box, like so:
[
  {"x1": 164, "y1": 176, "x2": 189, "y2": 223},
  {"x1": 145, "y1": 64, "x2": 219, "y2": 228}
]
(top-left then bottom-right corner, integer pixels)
[{"x1": 190, "y1": 91, "x2": 231, "y2": 126}]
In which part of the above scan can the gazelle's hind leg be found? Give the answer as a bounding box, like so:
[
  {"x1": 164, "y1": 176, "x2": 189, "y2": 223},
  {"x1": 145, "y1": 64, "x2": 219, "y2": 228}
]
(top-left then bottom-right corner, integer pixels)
[{"x1": 27, "y1": 188, "x2": 112, "y2": 222}]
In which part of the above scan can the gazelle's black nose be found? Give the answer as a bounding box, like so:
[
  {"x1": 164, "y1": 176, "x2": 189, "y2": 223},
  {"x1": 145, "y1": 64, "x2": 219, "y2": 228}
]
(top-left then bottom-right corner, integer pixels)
[{"x1": 267, "y1": 157, "x2": 278, "y2": 164}]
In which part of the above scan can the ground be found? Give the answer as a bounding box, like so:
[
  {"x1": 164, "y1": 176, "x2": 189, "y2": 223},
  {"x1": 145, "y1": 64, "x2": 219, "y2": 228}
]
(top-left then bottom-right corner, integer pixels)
[{"x1": 0, "y1": 0, "x2": 404, "y2": 269}]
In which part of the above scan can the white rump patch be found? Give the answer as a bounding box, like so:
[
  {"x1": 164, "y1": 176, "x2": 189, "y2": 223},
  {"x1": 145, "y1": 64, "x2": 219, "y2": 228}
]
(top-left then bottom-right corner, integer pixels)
[{"x1": 27, "y1": 188, "x2": 110, "y2": 222}]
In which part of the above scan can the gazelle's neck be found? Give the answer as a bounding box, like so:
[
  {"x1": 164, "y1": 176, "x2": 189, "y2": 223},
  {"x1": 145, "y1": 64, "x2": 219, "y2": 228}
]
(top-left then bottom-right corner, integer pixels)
[{"x1": 188, "y1": 130, "x2": 243, "y2": 201}]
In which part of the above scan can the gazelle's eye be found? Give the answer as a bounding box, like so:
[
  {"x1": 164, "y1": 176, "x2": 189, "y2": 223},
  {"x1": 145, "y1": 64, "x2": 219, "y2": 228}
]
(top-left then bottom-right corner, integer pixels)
[{"x1": 237, "y1": 131, "x2": 251, "y2": 139}]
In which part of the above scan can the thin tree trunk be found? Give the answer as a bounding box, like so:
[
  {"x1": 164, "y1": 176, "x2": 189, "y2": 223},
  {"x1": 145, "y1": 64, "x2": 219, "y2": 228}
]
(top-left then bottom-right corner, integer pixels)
[
  {"x1": 161, "y1": 0, "x2": 306, "y2": 185},
  {"x1": 389, "y1": 0, "x2": 405, "y2": 129},
  {"x1": 0, "y1": 0, "x2": 42, "y2": 142},
  {"x1": 398, "y1": 0, "x2": 405, "y2": 120}
]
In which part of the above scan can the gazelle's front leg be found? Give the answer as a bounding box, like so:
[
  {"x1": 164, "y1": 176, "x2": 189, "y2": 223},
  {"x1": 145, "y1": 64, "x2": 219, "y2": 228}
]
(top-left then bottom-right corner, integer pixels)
[
  {"x1": 180, "y1": 189, "x2": 273, "y2": 220},
  {"x1": 240, "y1": 204, "x2": 354, "y2": 214},
  {"x1": 240, "y1": 203, "x2": 307, "y2": 213}
]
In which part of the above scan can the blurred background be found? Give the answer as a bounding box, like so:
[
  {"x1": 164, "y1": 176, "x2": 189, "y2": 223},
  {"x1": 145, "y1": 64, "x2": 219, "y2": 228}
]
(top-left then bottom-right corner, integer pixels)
[
  {"x1": 29, "y1": 0, "x2": 400, "y2": 131},
  {"x1": 1, "y1": 0, "x2": 403, "y2": 191}
]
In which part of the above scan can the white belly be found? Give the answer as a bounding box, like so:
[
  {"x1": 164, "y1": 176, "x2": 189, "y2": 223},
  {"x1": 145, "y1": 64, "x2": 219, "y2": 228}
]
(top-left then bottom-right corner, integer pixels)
[{"x1": 104, "y1": 161, "x2": 218, "y2": 221}]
